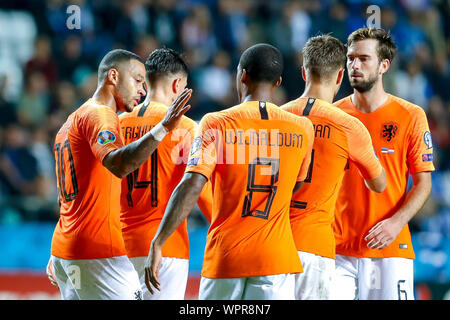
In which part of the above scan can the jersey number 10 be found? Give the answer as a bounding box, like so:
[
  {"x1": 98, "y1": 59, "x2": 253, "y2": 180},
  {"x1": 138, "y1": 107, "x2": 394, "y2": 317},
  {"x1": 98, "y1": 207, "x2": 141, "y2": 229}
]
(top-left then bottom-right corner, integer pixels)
[{"x1": 54, "y1": 140, "x2": 79, "y2": 203}]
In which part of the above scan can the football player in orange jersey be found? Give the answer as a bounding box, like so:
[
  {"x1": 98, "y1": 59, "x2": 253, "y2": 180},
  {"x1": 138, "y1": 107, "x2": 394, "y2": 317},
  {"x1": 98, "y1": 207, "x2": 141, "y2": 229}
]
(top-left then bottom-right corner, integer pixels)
[
  {"x1": 119, "y1": 48, "x2": 212, "y2": 300},
  {"x1": 145, "y1": 44, "x2": 315, "y2": 300},
  {"x1": 47, "y1": 49, "x2": 193, "y2": 300},
  {"x1": 281, "y1": 35, "x2": 386, "y2": 300},
  {"x1": 332, "y1": 28, "x2": 435, "y2": 300}
]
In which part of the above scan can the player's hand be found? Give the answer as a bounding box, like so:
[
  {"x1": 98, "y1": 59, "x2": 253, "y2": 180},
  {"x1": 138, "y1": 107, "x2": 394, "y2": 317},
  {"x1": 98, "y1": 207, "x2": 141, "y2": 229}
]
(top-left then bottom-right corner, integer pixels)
[
  {"x1": 364, "y1": 216, "x2": 403, "y2": 250},
  {"x1": 144, "y1": 241, "x2": 162, "y2": 294},
  {"x1": 46, "y1": 257, "x2": 58, "y2": 287},
  {"x1": 161, "y1": 88, "x2": 192, "y2": 131}
]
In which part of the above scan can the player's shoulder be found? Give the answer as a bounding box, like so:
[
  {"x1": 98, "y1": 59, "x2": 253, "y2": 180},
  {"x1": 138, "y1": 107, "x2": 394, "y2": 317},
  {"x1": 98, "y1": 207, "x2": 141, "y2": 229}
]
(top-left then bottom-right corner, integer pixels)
[
  {"x1": 75, "y1": 99, "x2": 117, "y2": 124},
  {"x1": 272, "y1": 104, "x2": 314, "y2": 133},
  {"x1": 179, "y1": 113, "x2": 198, "y2": 130},
  {"x1": 280, "y1": 97, "x2": 305, "y2": 114},
  {"x1": 198, "y1": 111, "x2": 224, "y2": 128},
  {"x1": 333, "y1": 95, "x2": 353, "y2": 110},
  {"x1": 118, "y1": 106, "x2": 140, "y2": 120},
  {"x1": 282, "y1": 108, "x2": 313, "y2": 128},
  {"x1": 388, "y1": 94, "x2": 427, "y2": 119},
  {"x1": 319, "y1": 99, "x2": 366, "y2": 130}
]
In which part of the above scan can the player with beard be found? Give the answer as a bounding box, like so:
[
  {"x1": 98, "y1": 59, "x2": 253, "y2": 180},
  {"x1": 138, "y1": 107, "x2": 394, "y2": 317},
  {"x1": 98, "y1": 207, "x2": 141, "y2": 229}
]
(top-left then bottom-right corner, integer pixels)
[
  {"x1": 281, "y1": 35, "x2": 386, "y2": 300},
  {"x1": 332, "y1": 28, "x2": 435, "y2": 300}
]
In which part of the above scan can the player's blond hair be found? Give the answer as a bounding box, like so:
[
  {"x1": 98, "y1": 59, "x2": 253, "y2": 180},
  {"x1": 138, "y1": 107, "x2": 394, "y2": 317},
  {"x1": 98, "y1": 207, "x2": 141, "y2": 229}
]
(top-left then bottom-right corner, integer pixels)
[{"x1": 302, "y1": 34, "x2": 346, "y2": 83}]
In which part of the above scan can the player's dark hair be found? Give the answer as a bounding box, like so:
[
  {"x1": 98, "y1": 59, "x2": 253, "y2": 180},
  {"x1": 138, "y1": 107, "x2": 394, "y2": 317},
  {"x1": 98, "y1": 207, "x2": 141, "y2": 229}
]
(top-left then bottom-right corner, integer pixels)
[
  {"x1": 239, "y1": 43, "x2": 283, "y2": 84},
  {"x1": 97, "y1": 49, "x2": 143, "y2": 83},
  {"x1": 145, "y1": 48, "x2": 189, "y2": 85},
  {"x1": 347, "y1": 27, "x2": 397, "y2": 62},
  {"x1": 302, "y1": 34, "x2": 347, "y2": 82}
]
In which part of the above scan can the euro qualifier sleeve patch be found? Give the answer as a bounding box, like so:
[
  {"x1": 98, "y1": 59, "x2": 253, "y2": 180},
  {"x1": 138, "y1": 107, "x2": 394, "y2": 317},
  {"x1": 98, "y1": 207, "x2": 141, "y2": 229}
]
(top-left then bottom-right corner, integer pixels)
[
  {"x1": 97, "y1": 130, "x2": 116, "y2": 145},
  {"x1": 422, "y1": 153, "x2": 433, "y2": 162}
]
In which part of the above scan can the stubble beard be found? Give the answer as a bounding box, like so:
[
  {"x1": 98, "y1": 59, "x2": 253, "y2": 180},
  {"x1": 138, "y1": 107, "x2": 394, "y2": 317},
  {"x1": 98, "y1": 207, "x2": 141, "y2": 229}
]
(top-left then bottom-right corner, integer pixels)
[{"x1": 350, "y1": 72, "x2": 379, "y2": 93}]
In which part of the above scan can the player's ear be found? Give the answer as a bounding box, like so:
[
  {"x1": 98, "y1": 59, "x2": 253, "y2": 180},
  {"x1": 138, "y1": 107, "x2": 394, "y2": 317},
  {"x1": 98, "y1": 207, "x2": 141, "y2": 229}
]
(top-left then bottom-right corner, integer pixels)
[
  {"x1": 301, "y1": 66, "x2": 307, "y2": 82},
  {"x1": 107, "y1": 68, "x2": 119, "y2": 86},
  {"x1": 274, "y1": 76, "x2": 282, "y2": 88},
  {"x1": 336, "y1": 67, "x2": 345, "y2": 85},
  {"x1": 240, "y1": 68, "x2": 248, "y2": 84},
  {"x1": 172, "y1": 77, "x2": 181, "y2": 95},
  {"x1": 379, "y1": 58, "x2": 390, "y2": 75}
]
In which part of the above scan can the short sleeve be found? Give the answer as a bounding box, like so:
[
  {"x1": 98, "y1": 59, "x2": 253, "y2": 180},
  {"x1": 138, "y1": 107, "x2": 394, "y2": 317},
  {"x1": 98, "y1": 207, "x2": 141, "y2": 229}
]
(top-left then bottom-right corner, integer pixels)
[
  {"x1": 407, "y1": 107, "x2": 435, "y2": 174},
  {"x1": 197, "y1": 179, "x2": 213, "y2": 223},
  {"x1": 185, "y1": 114, "x2": 219, "y2": 180},
  {"x1": 180, "y1": 120, "x2": 197, "y2": 165},
  {"x1": 346, "y1": 117, "x2": 383, "y2": 180},
  {"x1": 297, "y1": 117, "x2": 314, "y2": 181},
  {"x1": 81, "y1": 107, "x2": 124, "y2": 163}
]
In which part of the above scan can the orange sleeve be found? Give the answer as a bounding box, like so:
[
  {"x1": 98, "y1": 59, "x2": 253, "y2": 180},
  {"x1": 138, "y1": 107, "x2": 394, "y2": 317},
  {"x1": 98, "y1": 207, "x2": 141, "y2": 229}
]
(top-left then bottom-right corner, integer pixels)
[
  {"x1": 346, "y1": 117, "x2": 383, "y2": 180},
  {"x1": 407, "y1": 107, "x2": 435, "y2": 174},
  {"x1": 181, "y1": 121, "x2": 197, "y2": 164},
  {"x1": 81, "y1": 107, "x2": 124, "y2": 163},
  {"x1": 297, "y1": 117, "x2": 314, "y2": 181},
  {"x1": 185, "y1": 120, "x2": 213, "y2": 223},
  {"x1": 185, "y1": 114, "x2": 219, "y2": 180},
  {"x1": 197, "y1": 179, "x2": 213, "y2": 223}
]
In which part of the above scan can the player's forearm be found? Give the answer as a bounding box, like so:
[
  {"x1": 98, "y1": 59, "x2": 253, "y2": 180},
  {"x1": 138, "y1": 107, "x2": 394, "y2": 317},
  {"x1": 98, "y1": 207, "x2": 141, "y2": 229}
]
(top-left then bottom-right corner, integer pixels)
[
  {"x1": 292, "y1": 181, "x2": 304, "y2": 195},
  {"x1": 392, "y1": 172, "x2": 432, "y2": 227},
  {"x1": 153, "y1": 173, "x2": 207, "y2": 247},
  {"x1": 103, "y1": 124, "x2": 167, "y2": 178},
  {"x1": 197, "y1": 182, "x2": 213, "y2": 223},
  {"x1": 364, "y1": 167, "x2": 387, "y2": 193}
]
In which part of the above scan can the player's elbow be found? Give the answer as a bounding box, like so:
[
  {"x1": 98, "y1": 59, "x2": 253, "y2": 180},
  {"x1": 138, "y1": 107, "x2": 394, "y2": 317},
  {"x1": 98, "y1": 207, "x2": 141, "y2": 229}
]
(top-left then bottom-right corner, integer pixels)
[
  {"x1": 371, "y1": 181, "x2": 387, "y2": 193},
  {"x1": 292, "y1": 181, "x2": 304, "y2": 195},
  {"x1": 111, "y1": 168, "x2": 128, "y2": 179},
  {"x1": 102, "y1": 151, "x2": 130, "y2": 179},
  {"x1": 106, "y1": 163, "x2": 128, "y2": 179},
  {"x1": 365, "y1": 168, "x2": 387, "y2": 193}
]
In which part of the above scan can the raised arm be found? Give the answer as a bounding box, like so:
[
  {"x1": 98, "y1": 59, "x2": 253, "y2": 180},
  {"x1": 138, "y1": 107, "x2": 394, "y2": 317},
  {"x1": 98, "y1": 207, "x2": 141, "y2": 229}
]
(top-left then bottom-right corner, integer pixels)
[{"x1": 103, "y1": 89, "x2": 192, "y2": 178}]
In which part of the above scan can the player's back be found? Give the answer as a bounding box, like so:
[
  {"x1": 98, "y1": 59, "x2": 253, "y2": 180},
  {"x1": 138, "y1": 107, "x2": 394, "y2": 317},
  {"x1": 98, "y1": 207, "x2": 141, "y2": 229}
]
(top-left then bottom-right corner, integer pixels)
[
  {"x1": 119, "y1": 101, "x2": 196, "y2": 259},
  {"x1": 281, "y1": 97, "x2": 381, "y2": 259},
  {"x1": 186, "y1": 100, "x2": 314, "y2": 278},
  {"x1": 51, "y1": 99, "x2": 127, "y2": 260}
]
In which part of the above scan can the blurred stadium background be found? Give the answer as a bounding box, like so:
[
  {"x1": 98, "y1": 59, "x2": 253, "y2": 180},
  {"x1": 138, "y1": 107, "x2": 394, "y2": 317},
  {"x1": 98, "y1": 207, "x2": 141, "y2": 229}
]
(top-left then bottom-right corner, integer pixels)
[{"x1": 0, "y1": 0, "x2": 449, "y2": 300}]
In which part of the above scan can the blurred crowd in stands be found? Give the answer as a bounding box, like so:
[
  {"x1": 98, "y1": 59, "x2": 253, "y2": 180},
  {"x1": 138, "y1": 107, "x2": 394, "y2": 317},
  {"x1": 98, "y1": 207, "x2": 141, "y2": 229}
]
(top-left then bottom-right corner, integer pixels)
[{"x1": 0, "y1": 0, "x2": 449, "y2": 240}]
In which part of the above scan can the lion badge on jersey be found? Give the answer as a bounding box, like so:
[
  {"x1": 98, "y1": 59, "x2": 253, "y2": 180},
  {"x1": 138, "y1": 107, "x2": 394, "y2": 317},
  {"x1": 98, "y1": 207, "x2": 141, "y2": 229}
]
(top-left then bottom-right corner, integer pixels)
[
  {"x1": 381, "y1": 122, "x2": 399, "y2": 143},
  {"x1": 97, "y1": 130, "x2": 116, "y2": 145}
]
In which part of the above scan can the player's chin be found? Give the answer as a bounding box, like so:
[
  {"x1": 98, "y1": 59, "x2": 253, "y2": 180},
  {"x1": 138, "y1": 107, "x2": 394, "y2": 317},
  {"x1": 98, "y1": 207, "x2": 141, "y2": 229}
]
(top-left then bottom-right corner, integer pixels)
[{"x1": 125, "y1": 102, "x2": 137, "y2": 112}]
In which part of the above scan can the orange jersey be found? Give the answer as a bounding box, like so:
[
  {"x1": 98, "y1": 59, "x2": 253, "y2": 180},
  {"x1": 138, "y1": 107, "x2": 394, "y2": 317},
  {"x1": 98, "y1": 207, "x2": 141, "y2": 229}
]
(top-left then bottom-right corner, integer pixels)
[
  {"x1": 186, "y1": 101, "x2": 314, "y2": 278},
  {"x1": 334, "y1": 94, "x2": 435, "y2": 259},
  {"x1": 119, "y1": 101, "x2": 213, "y2": 259},
  {"x1": 281, "y1": 97, "x2": 382, "y2": 259},
  {"x1": 51, "y1": 99, "x2": 127, "y2": 260}
]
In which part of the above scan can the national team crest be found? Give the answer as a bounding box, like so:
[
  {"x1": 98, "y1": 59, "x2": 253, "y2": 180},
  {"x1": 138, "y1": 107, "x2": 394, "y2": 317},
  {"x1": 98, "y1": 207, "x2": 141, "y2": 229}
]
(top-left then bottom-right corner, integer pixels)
[
  {"x1": 97, "y1": 130, "x2": 116, "y2": 145},
  {"x1": 381, "y1": 122, "x2": 399, "y2": 143}
]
